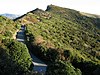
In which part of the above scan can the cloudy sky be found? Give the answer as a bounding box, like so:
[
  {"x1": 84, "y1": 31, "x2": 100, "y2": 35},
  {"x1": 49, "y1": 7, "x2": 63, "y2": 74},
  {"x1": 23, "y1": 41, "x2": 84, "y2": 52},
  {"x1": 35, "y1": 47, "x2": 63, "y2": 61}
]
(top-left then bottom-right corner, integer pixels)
[{"x1": 0, "y1": 0, "x2": 100, "y2": 15}]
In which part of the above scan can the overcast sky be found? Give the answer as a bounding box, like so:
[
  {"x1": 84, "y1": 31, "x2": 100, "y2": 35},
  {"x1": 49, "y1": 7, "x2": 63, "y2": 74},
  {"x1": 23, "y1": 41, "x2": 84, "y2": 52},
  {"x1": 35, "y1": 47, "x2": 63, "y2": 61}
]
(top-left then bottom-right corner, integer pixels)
[{"x1": 0, "y1": 0, "x2": 100, "y2": 15}]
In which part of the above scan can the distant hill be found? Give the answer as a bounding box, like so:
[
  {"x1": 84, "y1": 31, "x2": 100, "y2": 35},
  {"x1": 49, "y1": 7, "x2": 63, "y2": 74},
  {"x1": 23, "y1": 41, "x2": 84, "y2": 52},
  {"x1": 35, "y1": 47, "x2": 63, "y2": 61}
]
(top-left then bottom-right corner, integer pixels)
[
  {"x1": 80, "y1": 12, "x2": 100, "y2": 18},
  {"x1": 0, "y1": 13, "x2": 20, "y2": 19}
]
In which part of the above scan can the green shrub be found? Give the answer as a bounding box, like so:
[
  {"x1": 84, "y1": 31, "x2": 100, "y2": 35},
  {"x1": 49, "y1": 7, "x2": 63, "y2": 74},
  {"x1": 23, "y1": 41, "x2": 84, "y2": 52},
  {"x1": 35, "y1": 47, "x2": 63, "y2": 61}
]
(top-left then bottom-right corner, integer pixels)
[
  {"x1": 0, "y1": 40, "x2": 32, "y2": 75},
  {"x1": 46, "y1": 61, "x2": 82, "y2": 75}
]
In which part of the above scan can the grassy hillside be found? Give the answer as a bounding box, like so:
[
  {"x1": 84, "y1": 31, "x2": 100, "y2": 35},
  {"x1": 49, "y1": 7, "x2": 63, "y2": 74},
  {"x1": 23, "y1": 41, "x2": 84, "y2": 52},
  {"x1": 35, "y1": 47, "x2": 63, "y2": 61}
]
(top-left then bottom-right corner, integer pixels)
[
  {"x1": 0, "y1": 16, "x2": 32, "y2": 75},
  {"x1": 16, "y1": 5, "x2": 100, "y2": 75},
  {"x1": 0, "y1": 16, "x2": 17, "y2": 40}
]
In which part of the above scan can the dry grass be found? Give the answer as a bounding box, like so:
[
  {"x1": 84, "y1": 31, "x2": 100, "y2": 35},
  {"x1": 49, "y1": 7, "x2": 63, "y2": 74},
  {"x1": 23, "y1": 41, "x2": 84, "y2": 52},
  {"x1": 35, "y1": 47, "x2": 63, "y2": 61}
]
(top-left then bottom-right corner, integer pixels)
[{"x1": 35, "y1": 35, "x2": 45, "y2": 45}]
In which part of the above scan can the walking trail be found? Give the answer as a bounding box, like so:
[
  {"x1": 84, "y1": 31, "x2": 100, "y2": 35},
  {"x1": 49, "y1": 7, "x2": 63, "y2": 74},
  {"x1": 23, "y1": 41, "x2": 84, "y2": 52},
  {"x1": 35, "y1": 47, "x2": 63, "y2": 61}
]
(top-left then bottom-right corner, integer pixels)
[{"x1": 16, "y1": 25, "x2": 47, "y2": 74}]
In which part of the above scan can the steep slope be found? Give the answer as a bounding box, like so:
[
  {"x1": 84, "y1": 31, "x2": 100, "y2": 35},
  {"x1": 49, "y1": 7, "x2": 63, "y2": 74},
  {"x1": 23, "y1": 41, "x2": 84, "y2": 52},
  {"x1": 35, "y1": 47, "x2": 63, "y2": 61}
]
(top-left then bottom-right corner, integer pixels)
[{"x1": 16, "y1": 5, "x2": 100, "y2": 75}]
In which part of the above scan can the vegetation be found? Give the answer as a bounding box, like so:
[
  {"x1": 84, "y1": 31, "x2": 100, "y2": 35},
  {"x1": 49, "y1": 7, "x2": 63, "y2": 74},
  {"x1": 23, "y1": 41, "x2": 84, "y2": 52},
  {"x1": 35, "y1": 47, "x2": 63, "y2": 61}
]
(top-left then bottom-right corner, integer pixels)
[
  {"x1": 46, "y1": 61, "x2": 82, "y2": 75},
  {"x1": 16, "y1": 5, "x2": 100, "y2": 75},
  {"x1": 0, "y1": 4, "x2": 100, "y2": 75},
  {"x1": 0, "y1": 40, "x2": 32, "y2": 75},
  {"x1": 0, "y1": 16, "x2": 32, "y2": 75}
]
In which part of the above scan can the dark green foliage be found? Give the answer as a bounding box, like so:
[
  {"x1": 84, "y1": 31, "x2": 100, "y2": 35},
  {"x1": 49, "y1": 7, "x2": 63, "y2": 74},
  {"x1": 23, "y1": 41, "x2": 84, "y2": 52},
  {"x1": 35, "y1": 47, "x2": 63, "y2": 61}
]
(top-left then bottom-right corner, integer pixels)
[
  {"x1": 0, "y1": 40, "x2": 32, "y2": 75},
  {"x1": 8, "y1": 40, "x2": 32, "y2": 72},
  {"x1": 46, "y1": 48, "x2": 61, "y2": 62},
  {"x1": 72, "y1": 60, "x2": 100, "y2": 75},
  {"x1": 46, "y1": 61, "x2": 82, "y2": 75}
]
